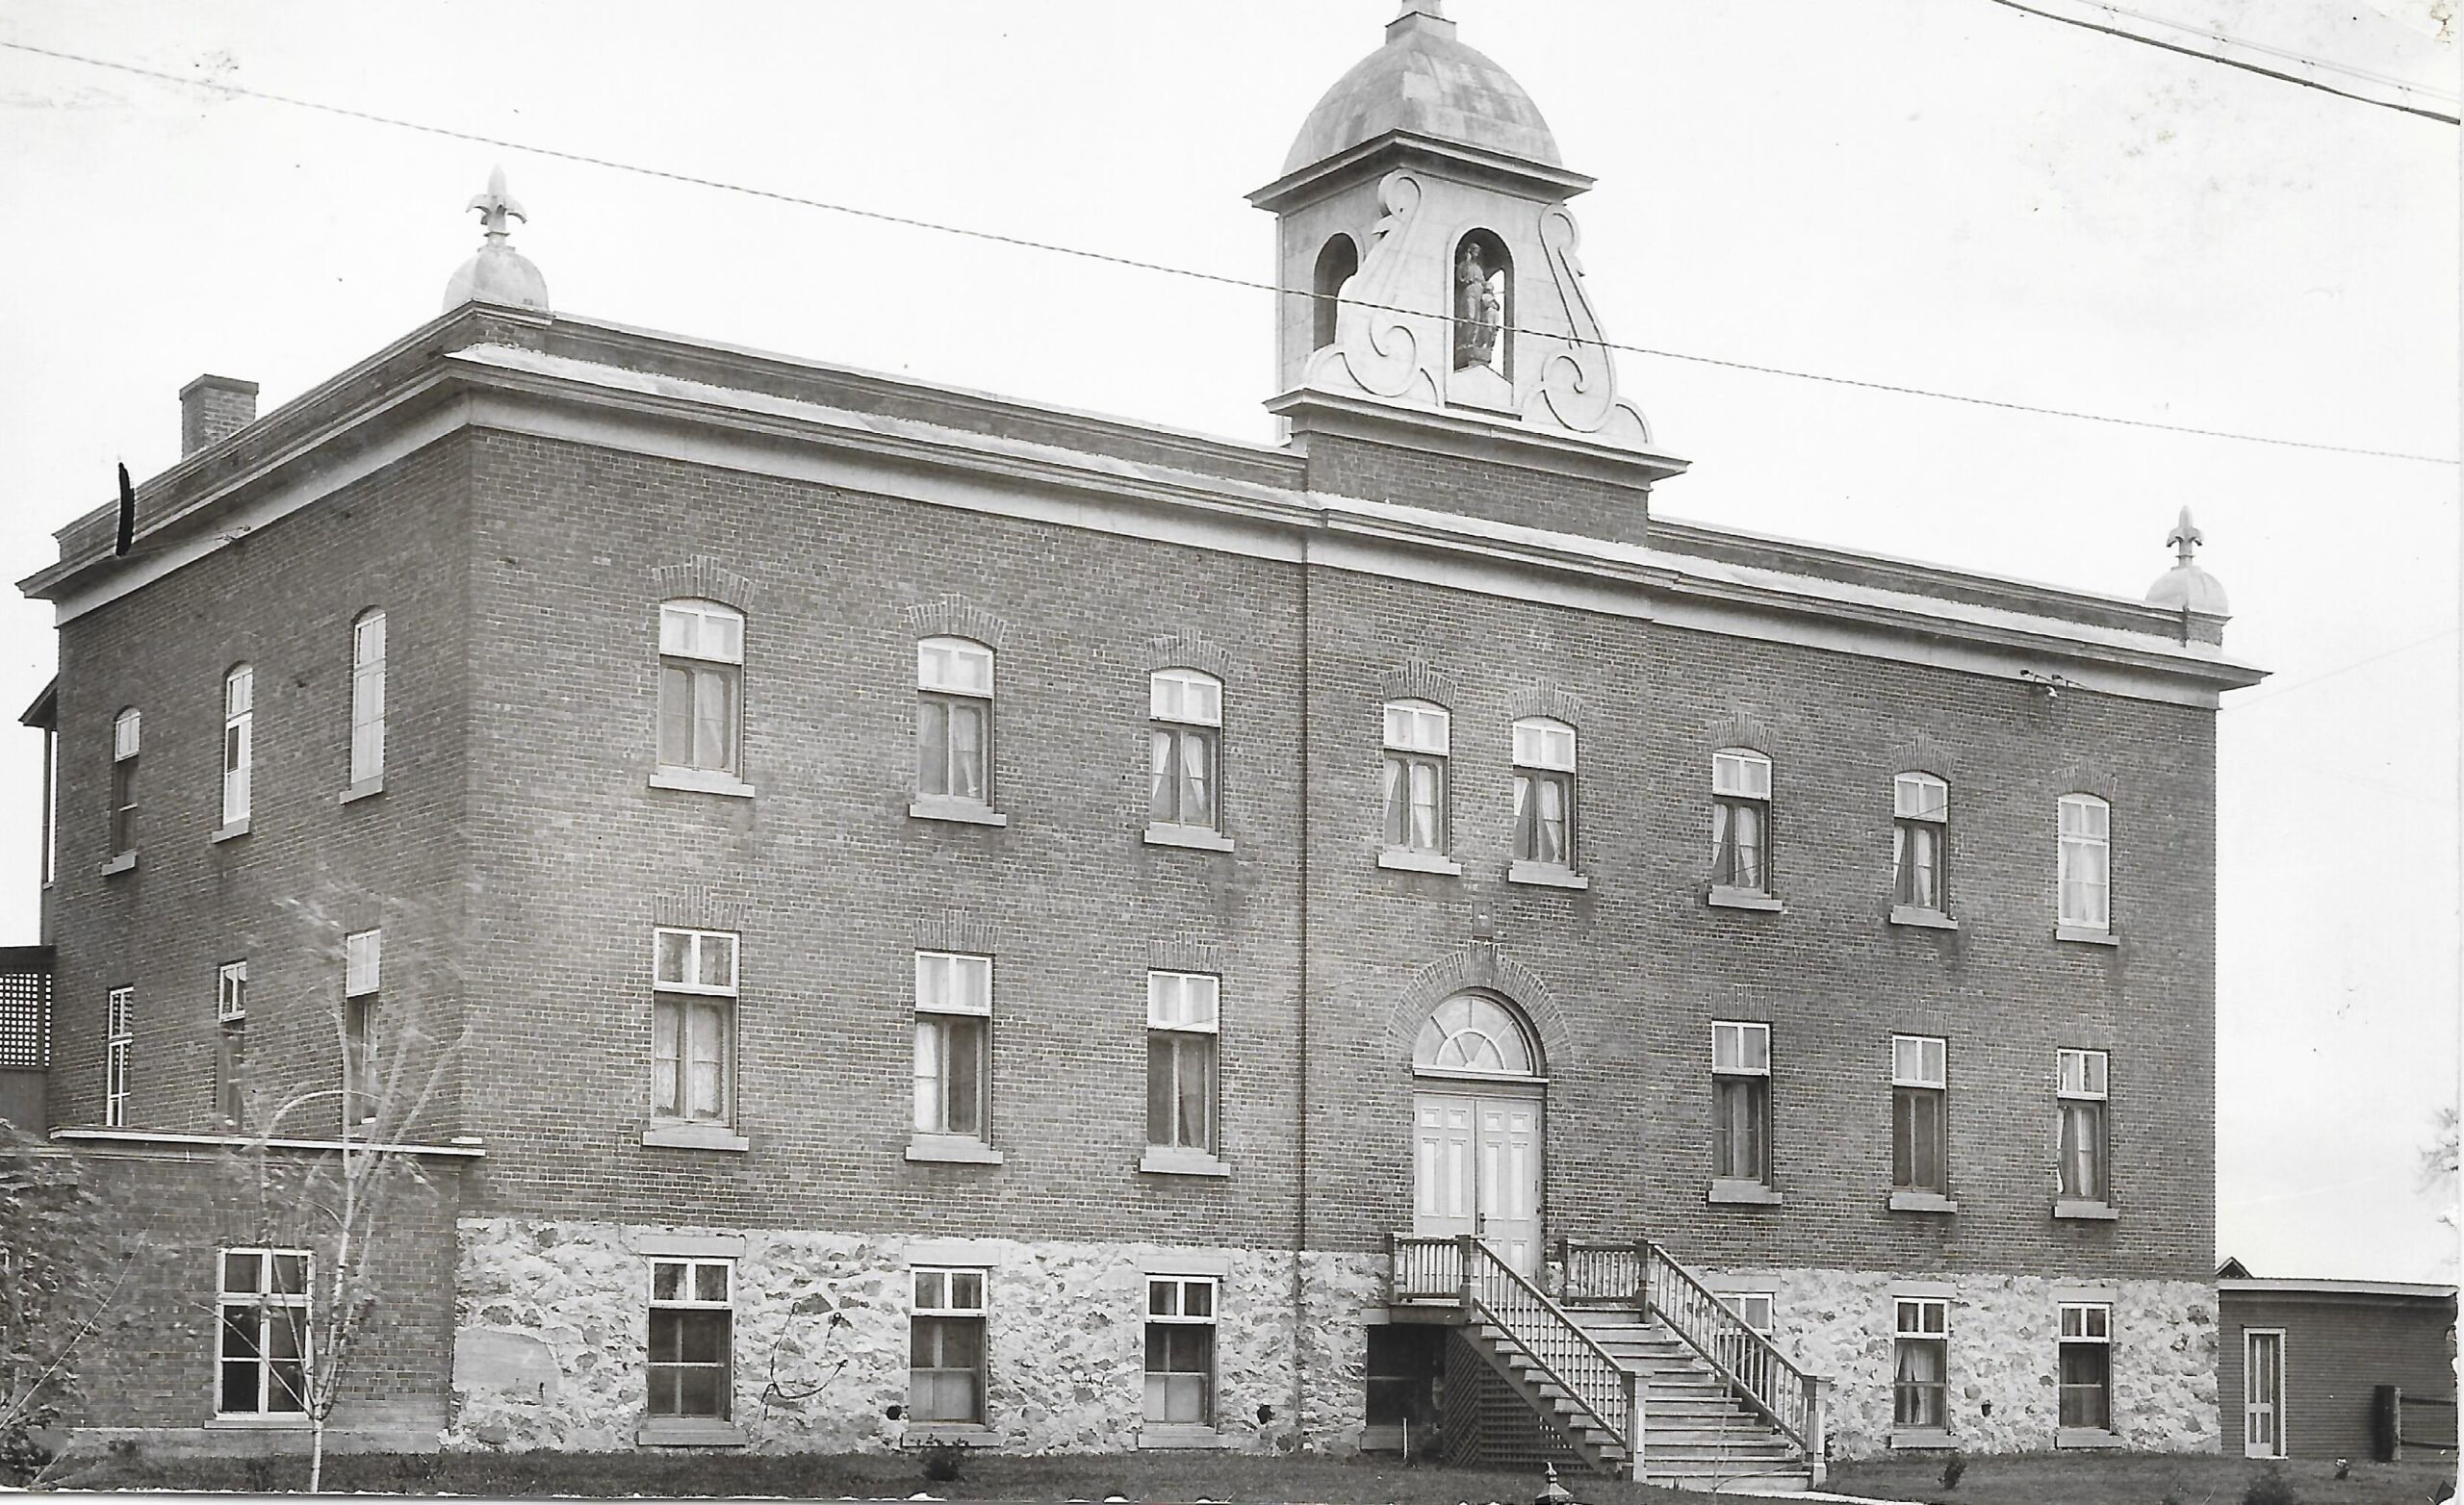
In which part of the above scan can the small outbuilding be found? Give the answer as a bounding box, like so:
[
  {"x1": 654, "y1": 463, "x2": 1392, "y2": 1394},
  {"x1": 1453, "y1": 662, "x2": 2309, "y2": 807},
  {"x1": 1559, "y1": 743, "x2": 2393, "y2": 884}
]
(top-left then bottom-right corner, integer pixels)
[{"x1": 2218, "y1": 1260, "x2": 2457, "y2": 1462}]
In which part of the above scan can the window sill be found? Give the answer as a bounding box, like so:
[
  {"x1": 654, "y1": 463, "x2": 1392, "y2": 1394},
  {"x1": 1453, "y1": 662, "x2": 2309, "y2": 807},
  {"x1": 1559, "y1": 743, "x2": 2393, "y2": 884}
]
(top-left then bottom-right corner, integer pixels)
[
  {"x1": 99, "y1": 852, "x2": 137, "y2": 877},
  {"x1": 1707, "y1": 886, "x2": 1784, "y2": 912},
  {"x1": 1889, "y1": 906, "x2": 1958, "y2": 931},
  {"x1": 206, "y1": 1414, "x2": 312, "y2": 1430},
  {"x1": 1143, "y1": 822, "x2": 1233, "y2": 853},
  {"x1": 339, "y1": 775, "x2": 386, "y2": 804},
  {"x1": 1888, "y1": 1189, "x2": 1960, "y2": 1214},
  {"x1": 2055, "y1": 924, "x2": 2119, "y2": 947},
  {"x1": 1888, "y1": 1428, "x2": 1957, "y2": 1450},
  {"x1": 651, "y1": 767, "x2": 757, "y2": 799},
  {"x1": 910, "y1": 797, "x2": 1009, "y2": 828},
  {"x1": 2053, "y1": 1197, "x2": 2118, "y2": 1221},
  {"x1": 904, "y1": 1423, "x2": 998, "y2": 1447},
  {"x1": 907, "y1": 1134, "x2": 1003, "y2": 1165},
  {"x1": 1139, "y1": 1424, "x2": 1234, "y2": 1449},
  {"x1": 636, "y1": 1416, "x2": 749, "y2": 1447},
  {"x1": 210, "y1": 818, "x2": 251, "y2": 844},
  {"x1": 1140, "y1": 1145, "x2": 1231, "y2": 1178},
  {"x1": 1708, "y1": 1179, "x2": 1784, "y2": 1206},
  {"x1": 1377, "y1": 847, "x2": 1462, "y2": 876},
  {"x1": 1507, "y1": 860, "x2": 1589, "y2": 890},
  {"x1": 641, "y1": 1121, "x2": 749, "y2": 1152},
  {"x1": 2057, "y1": 1427, "x2": 2123, "y2": 1450}
]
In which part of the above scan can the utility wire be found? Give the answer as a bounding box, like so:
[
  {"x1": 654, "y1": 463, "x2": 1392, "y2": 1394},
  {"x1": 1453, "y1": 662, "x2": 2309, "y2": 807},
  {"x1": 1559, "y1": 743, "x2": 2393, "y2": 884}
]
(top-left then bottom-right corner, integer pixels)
[
  {"x1": 1981, "y1": 0, "x2": 2460, "y2": 124},
  {"x1": 3, "y1": 35, "x2": 2456, "y2": 467},
  {"x1": 2221, "y1": 625, "x2": 2458, "y2": 712}
]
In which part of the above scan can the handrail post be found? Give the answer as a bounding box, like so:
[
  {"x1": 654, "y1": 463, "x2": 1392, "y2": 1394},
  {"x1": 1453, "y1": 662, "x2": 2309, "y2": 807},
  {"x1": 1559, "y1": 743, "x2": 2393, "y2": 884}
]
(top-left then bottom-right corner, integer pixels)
[
  {"x1": 1803, "y1": 1374, "x2": 1828, "y2": 1487},
  {"x1": 1456, "y1": 1233, "x2": 1477, "y2": 1313},
  {"x1": 1635, "y1": 1240, "x2": 1655, "y2": 1318},
  {"x1": 1385, "y1": 1232, "x2": 1399, "y2": 1303},
  {"x1": 1623, "y1": 1365, "x2": 1645, "y2": 1481}
]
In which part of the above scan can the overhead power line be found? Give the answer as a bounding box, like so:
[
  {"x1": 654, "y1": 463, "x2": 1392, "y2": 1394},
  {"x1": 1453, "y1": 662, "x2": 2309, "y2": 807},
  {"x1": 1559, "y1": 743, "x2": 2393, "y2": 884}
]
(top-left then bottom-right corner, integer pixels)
[
  {"x1": 3, "y1": 36, "x2": 2456, "y2": 467},
  {"x1": 2221, "y1": 625, "x2": 2458, "y2": 712},
  {"x1": 1981, "y1": 0, "x2": 2461, "y2": 123}
]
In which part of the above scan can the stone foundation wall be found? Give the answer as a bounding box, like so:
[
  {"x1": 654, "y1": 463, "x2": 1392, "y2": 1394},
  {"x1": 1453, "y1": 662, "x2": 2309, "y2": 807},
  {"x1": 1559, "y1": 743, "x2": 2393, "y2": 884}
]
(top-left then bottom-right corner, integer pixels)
[
  {"x1": 448, "y1": 1218, "x2": 1377, "y2": 1454},
  {"x1": 1697, "y1": 1266, "x2": 2220, "y2": 1459}
]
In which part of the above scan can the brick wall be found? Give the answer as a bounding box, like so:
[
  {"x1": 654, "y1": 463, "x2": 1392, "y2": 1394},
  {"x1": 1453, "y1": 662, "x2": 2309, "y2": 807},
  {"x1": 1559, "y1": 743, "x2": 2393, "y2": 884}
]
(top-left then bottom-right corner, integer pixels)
[
  {"x1": 2219, "y1": 1288, "x2": 2460, "y2": 1459},
  {"x1": 1304, "y1": 430, "x2": 1654, "y2": 544}
]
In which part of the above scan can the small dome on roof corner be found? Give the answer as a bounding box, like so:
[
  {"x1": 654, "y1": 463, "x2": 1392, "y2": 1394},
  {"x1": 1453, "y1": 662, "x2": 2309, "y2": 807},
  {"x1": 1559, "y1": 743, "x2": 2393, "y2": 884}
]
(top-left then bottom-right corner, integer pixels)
[
  {"x1": 1281, "y1": 1, "x2": 1562, "y2": 175},
  {"x1": 2145, "y1": 506, "x2": 2230, "y2": 616},
  {"x1": 442, "y1": 166, "x2": 550, "y2": 314}
]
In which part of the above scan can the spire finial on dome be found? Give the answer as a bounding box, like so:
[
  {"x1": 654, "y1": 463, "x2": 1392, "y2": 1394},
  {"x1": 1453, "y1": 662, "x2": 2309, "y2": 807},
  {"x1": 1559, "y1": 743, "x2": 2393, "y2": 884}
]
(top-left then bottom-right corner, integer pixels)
[
  {"x1": 2166, "y1": 505, "x2": 2204, "y2": 568},
  {"x1": 467, "y1": 165, "x2": 527, "y2": 244},
  {"x1": 1388, "y1": 0, "x2": 1455, "y2": 39},
  {"x1": 1396, "y1": 0, "x2": 1445, "y2": 18}
]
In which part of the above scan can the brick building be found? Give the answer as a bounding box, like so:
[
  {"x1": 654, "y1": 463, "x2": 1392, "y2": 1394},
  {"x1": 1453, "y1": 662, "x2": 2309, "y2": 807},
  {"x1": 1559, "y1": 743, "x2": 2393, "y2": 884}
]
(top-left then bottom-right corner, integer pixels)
[
  {"x1": 13, "y1": 4, "x2": 2262, "y2": 1486},
  {"x1": 2216, "y1": 1264, "x2": 2458, "y2": 1463}
]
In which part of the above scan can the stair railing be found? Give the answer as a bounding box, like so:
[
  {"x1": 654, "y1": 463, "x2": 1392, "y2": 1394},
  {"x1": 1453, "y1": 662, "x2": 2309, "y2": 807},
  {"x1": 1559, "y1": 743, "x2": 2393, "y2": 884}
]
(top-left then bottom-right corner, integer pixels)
[
  {"x1": 1554, "y1": 1238, "x2": 1645, "y2": 1305},
  {"x1": 1388, "y1": 1234, "x2": 1463, "y2": 1304},
  {"x1": 1639, "y1": 1238, "x2": 1825, "y2": 1468},
  {"x1": 1459, "y1": 1236, "x2": 1641, "y2": 1475}
]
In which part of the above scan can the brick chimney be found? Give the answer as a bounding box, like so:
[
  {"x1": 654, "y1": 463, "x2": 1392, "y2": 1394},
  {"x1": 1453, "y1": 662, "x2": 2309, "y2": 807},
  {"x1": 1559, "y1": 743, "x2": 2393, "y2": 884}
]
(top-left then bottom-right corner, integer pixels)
[{"x1": 178, "y1": 374, "x2": 259, "y2": 458}]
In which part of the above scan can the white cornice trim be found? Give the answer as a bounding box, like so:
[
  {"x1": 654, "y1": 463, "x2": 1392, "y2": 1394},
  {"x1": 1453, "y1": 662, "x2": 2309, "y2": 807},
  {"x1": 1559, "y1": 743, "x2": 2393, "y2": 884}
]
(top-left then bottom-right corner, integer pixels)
[
  {"x1": 39, "y1": 344, "x2": 2261, "y2": 704},
  {"x1": 2220, "y1": 1278, "x2": 2457, "y2": 1300},
  {"x1": 52, "y1": 1126, "x2": 486, "y2": 1158}
]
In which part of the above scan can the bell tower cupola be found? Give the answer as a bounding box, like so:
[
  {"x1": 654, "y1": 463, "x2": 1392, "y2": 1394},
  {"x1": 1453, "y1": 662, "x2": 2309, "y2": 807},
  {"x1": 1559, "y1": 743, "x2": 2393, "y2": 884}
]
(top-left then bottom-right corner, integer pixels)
[{"x1": 1249, "y1": 1, "x2": 1678, "y2": 480}]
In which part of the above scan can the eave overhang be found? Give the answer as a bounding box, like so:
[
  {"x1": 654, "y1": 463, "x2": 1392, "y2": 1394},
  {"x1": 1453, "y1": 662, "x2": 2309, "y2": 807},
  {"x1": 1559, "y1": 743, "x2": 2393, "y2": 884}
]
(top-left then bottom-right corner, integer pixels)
[{"x1": 1247, "y1": 129, "x2": 1595, "y2": 214}]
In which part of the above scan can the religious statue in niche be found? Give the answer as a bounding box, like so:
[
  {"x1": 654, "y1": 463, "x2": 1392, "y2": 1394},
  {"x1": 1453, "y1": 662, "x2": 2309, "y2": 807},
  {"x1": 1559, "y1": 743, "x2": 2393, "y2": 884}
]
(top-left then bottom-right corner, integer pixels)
[{"x1": 1453, "y1": 240, "x2": 1505, "y2": 371}]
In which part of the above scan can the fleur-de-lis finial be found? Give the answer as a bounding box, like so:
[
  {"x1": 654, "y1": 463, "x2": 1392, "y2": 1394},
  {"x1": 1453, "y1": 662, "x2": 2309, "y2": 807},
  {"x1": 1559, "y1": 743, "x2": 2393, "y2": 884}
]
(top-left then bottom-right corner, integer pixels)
[
  {"x1": 2166, "y1": 506, "x2": 2204, "y2": 568},
  {"x1": 466, "y1": 166, "x2": 527, "y2": 242}
]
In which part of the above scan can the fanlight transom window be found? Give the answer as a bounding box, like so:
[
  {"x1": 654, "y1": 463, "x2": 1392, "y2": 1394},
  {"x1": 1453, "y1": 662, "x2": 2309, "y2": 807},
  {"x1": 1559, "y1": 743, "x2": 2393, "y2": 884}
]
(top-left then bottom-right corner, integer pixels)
[{"x1": 1413, "y1": 993, "x2": 1538, "y2": 1078}]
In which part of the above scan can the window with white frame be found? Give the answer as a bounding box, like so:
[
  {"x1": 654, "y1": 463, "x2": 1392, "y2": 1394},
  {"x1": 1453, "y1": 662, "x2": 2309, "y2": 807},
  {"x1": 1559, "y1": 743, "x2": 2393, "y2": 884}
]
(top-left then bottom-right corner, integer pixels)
[
  {"x1": 909, "y1": 1267, "x2": 988, "y2": 1424},
  {"x1": 1712, "y1": 749, "x2": 1773, "y2": 892},
  {"x1": 913, "y1": 952, "x2": 991, "y2": 1140},
  {"x1": 1711, "y1": 1021, "x2": 1771, "y2": 1185},
  {"x1": 349, "y1": 609, "x2": 386, "y2": 785},
  {"x1": 1718, "y1": 1291, "x2": 1776, "y2": 1335},
  {"x1": 221, "y1": 665, "x2": 253, "y2": 828},
  {"x1": 109, "y1": 708, "x2": 139, "y2": 855},
  {"x1": 344, "y1": 930, "x2": 381, "y2": 1133},
  {"x1": 2058, "y1": 794, "x2": 2112, "y2": 930},
  {"x1": 1893, "y1": 1297, "x2": 1949, "y2": 1429},
  {"x1": 105, "y1": 986, "x2": 132, "y2": 1128},
  {"x1": 657, "y1": 600, "x2": 745, "y2": 778},
  {"x1": 917, "y1": 637, "x2": 994, "y2": 805},
  {"x1": 1381, "y1": 700, "x2": 1450, "y2": 854},
  {"x1": 1146, "y1": 972, "x2": 1219, "y2": 1155},
  {"x1": 1149, "y1": 669, "x2": 1222, "y2": 831},
  {"x1": 1511, "y1": 717, "x2": 1577, "y2": 867},
  {"x1": 216, "y1": 961, "x2": 247, "y2": 1129},
  {"x1": 1144, "y1": 1274, "x2": 1218, "y2": 1425},
  {"x1": 2057, "y1": 1049, "x2": 2110, "y2": 1202},
  {"x1": 1891, "y1": 1035, "x2": 1949, "y2": 1195},
  {"x1": 2058, "y1": 1302, "x2": 2113, "y2": 1430},
  {"x1": 217, "y1": 1248, "x2": 309, "y2": 1416},
  {"x1": 1893, "y1": 773, "x2": 1949, "y2": 911},
  {"x1": 647, "y1": 1258, "x2": 733, "y2": 1420},
  {"x1": 653, "y1": 929, "x2": 737, "y2": 1125}
]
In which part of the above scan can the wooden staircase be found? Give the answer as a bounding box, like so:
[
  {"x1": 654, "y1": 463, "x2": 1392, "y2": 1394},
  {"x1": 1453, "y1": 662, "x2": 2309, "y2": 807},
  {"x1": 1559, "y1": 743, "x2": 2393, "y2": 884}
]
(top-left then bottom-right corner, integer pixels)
[{"x1": 1392, "y1": 1235, "x2": 1829, "y2": 1491}]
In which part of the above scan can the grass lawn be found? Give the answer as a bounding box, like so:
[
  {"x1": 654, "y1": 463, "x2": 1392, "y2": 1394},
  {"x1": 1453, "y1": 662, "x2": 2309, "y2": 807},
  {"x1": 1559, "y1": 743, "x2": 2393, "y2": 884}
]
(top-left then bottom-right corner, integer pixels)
[
  {"x1": 39, "y1": 1446, "x2": 1707, "y2": 1501},
  {"x1": 1829, "y1": 1450, "x2": 2457, "y2": 1505}
]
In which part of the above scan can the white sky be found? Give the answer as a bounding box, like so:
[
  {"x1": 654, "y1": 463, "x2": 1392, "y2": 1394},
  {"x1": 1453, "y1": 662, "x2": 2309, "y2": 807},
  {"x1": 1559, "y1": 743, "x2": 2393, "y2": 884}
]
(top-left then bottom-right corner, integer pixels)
[{"x1": 0, "y1": 1, "x2": 2454, "y2": 1281}]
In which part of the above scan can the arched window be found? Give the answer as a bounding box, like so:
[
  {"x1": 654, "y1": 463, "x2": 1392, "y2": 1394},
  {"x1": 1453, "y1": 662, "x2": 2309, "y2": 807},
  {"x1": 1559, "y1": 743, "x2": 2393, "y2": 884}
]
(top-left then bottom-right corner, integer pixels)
[
  {"x1": 1414, "y1": 992, "x2": 1539, "y2": 1078},
  {"x1": 1381, "y1": 699, "x2": 1450, "y2": 855},
  {"x1": 657, "y1": 599, "x2": 744, "y2": 778},
  {"x1": 109, "y1": 707, "x2": 140, "y2": 857},
  {"x1": 2058, "y1": 794, "x2": 2112, "y2": 931},
  {"x1": 220, "y1": 666, "x2": 253, "y2": 829},
  {"x1": 1312, "y1": 235, "x2": 1358, "y2": 350},
  {"x1": 917, "y1": 637, "x2": 995, "y2": 806},
  {"x1": 1892, "y1": 772, "x2": 1949, "y2": 913},
  {"x1": 1511, "y1": 717, "x2": 1577, "y2": 868},
  {"x1": 349, "y1": 609, "x2": 387, "y2": 787},
  {"x1": 1149, "y1": 668, "x2": 1222, "y2": 831},
  {"x1": 1451, "y1": 229, "x2": 1512, "y2": 375},
  {"x1": 1711, "y1": 748, "x2": 1772, "y2": 894}
]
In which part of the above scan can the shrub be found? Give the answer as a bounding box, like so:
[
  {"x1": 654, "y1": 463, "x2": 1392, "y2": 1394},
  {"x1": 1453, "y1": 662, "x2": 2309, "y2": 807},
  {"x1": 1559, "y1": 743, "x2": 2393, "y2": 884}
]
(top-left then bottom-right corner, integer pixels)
[
  {"x1": 920, "y1": 1441, "x2": 966, "y2": 1483},
  {"x1": 2242, "y1": 1462, "x2": 2300, "y2": 1505}
]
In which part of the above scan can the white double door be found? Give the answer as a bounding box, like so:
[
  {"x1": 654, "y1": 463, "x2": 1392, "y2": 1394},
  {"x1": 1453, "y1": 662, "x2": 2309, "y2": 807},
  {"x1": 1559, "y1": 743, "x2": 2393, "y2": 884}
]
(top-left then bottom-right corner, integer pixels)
[{"x1": 1412, "y1": 1089, "x2": 1543, "y2": 1274}]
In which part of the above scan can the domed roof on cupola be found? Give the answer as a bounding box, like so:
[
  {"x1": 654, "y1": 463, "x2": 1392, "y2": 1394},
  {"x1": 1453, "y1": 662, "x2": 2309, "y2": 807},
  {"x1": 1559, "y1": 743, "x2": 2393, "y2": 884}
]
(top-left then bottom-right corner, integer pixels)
[
  {"x1": 1282, "y1": 1, "x2": 1561, "y2": 175},
  {"x1": 2146, "y1": 507, "x2": 2230, "y2": 616},
  {"x1": 442, "y1": 166, "x2": 549, "y2": 314}
]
